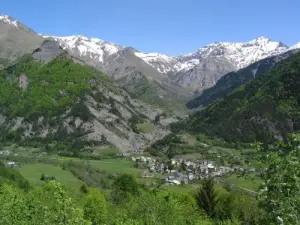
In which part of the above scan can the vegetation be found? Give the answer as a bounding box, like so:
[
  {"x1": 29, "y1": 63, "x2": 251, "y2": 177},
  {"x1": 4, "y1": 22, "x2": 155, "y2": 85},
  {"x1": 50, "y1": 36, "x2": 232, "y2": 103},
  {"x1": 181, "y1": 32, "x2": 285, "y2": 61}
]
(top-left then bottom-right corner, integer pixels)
[
  {"x1": 173, "y1": 52, "x2": 300, "y2": 144},
  {"x1": 257, "y1": 133, "x2": 300, "y2": 224},
  {"x1": 196, "y1": 178, "x2": 219, "y2": 219},
  {"x1": 0, "y1": 55, "x2": 108, "y2": 119},
  {"x1": 148, "y1": 133, "x2": 185, "y2": 157},
  {"x1": 186, "y1": 54, "x2": 279, "y2": 109},
  {"x1": 1, "y1": 132, "x2": 299, "y2": 224},
  {"x1": 83, "y1": 188, "x2": 108, "y2": 224},
  {"x1": 0, "y1": 161, "x2": 30, "y2": 190},
  {"x1": 0, "y1": 54, "x2": 124, "y2": 151}
]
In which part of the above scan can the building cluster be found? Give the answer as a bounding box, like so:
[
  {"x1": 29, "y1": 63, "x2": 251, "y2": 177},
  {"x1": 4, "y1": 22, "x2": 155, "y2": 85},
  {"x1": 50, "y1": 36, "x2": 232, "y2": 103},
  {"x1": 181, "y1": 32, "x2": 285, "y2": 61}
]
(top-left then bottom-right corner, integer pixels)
[
  {"x1": 131, "y1": 156, "x2": 242, "y2": 185},
  {"x1": 0, "y1": 150, "x2": 12, "y2": 156}
]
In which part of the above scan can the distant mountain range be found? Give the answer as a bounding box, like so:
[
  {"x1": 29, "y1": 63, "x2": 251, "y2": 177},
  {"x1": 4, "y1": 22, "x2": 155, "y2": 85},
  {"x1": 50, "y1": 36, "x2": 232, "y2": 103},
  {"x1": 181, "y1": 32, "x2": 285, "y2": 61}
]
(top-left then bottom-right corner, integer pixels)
[
  {"x1": 1, "y1": 14, "x2": 300, "y2": 112},
  {"x1": 41, "y1": 34, "x2": 300, "y2": 93},
  {"x1": 186, "y1": 48, "x2": 300, "y2": 109}
]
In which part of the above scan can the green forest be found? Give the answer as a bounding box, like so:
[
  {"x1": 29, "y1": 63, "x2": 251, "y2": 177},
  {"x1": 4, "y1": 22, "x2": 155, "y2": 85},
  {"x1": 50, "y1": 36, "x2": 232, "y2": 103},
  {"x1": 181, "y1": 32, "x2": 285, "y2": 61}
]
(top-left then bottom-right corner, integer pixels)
[
  {"x1": 173, "y1": 52, "x2": 300, "y2": 144},
  {"x1": 0, "y1": 55, "x2": 111, "y2": 119}
]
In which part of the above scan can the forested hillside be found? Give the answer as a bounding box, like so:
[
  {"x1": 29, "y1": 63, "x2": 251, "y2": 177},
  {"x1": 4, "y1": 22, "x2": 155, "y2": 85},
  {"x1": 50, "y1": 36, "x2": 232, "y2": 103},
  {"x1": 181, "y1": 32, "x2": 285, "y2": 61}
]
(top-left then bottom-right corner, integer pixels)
[
  {"x1": 0, "y1": 40, "x2": 175, "y2": 153},
  {"x1": 173, "y1": 52, "x2": 300, "y2": 144}
]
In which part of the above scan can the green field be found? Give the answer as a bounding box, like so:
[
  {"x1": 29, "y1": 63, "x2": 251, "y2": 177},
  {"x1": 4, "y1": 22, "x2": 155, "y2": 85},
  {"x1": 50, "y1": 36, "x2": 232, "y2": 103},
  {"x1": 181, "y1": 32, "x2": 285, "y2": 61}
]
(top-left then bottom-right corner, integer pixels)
[
  {"x1": 18, "y1": 163, "x2": 83, "y2": 186},
  {"x1": 92, "y1": 147, "x2": 120, "y2": 156},
  {"x1": 161, "y1": 183, "x2": 198, "y2": 194},
  {"x1": 220, "y1": 174, "x2": 262, "y2": 191},
  {"x1": 18, "y1": 163, "x2": 85, "y2": 200},
  {"x1": 137, "y1": 122, "x2": 155, "y2": 133},
  {"x1": 87, "y1": 158, "x2": 141, "y2": 176}
]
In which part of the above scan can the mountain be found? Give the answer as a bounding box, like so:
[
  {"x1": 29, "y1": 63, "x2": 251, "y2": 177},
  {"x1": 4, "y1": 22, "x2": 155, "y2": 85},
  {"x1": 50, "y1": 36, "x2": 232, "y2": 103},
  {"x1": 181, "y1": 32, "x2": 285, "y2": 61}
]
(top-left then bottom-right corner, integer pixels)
[
  {"x1": 43, "y1": 33, "x2": 299, "y2": 100},
  {"x1": 1, "y1": 14, "x2": 300, "y2": 115},
  {"x1": 187, "y1": 48, "x2": 300, "y2": 109},
  {"x1": 172, "y1": 52, "x2": 300, "y2": 144},
  {"x1": 42, "y1": 35, "x2": 190, "y2": 114},
  {"x1": 134, "y1": 36, "x2": 289, "y2": 91},
  {"x1": 0, "y1": 40, "x2": 176, "y2": 153},
  {"x1": 290, "y1": 42, "x2": 300, "y2": 50},
  {"x1": 0, "y1": 15, "x2": 43, "y2": 69}
]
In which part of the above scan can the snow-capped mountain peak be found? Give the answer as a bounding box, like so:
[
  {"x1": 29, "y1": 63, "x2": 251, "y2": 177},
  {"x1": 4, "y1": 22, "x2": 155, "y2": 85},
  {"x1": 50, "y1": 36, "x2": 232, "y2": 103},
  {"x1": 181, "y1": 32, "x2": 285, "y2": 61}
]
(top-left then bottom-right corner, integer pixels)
[
  {"x1": 249, "y1": 36, "x2": 271, "y2": 43},
  {"x1": 134, "y1": 51, "x2": 175, "y2": 73},
  {"x1": 0, "y1": 15, "x2": 19, "y2": 28},
  {"x1": 40, "y1": 33, "x2": 300, "y2": 93},
  {"x1": 183, "y1": 36, "x2": 289, "y2": 69},
  {"x1": 290, "y1": 42, "x2": 300, "y2": 50},
  {"x1": 132, "y1": 36, "x2": 290, "y2": 75},
  {"x1": 42, "y1": 34, "x2": 122, "y2": 63}
]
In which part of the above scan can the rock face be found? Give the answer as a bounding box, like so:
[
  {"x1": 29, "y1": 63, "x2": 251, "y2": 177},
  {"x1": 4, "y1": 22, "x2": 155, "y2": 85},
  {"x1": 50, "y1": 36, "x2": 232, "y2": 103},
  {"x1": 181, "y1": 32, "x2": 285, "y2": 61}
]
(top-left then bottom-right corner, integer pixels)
[
  {"x1": 2, "y1": 14, "x2": 300, "y2": 113},
  {"x1": 42, "y1": 34, "x2": 300, "y2": 102},
  {"x1": 0, "y1": 15, "x2": 43, "y2": 69},
  {"x1": 32, "y1": 40, "x2": 65, "y2": 63},
  {"x1": 0, "y1": 43, "x2": 177, "y2": 153},
  {"x1": 42, "y1": 35, "x2": 190, "y2": 113},
  {"x1": 133, "y1": 36, "x2": 291, "y2": 92},
  {"x1": 186, "y1": 48, "x2": 300, "y2": 109}
]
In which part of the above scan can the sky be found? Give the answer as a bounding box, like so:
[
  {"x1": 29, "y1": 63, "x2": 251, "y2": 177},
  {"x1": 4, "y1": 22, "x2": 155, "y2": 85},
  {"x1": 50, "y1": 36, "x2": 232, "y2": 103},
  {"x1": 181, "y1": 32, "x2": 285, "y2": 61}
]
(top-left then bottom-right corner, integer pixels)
[{"x1": 2, "y1": 0, "x2": 300, "y2": 55}]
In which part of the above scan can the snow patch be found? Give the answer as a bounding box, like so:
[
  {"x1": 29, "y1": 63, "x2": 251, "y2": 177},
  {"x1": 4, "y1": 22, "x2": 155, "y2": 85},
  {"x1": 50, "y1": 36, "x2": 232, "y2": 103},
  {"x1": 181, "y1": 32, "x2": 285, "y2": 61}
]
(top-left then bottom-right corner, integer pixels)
[
  {"x1": 0, "y1": 15, "x2": 18, "y2": 28},
  {"x1": 42, "y1": 34, "x2": 121, "y2": 63},
  {"x1": 290, "y1": 42, "x2": 300, "y2": 50},
  {"x1": 41, "y1": 33, "x2": 300, "y2": 80}
]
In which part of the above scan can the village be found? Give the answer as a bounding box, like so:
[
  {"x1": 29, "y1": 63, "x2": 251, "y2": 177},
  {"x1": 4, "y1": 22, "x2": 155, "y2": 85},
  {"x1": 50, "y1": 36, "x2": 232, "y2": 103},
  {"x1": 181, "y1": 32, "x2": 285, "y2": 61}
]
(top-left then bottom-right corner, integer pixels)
[
  {"x1": 130, "y1": 155, "x2": 255, "y2": 185},
  {"x1": 1, "y1": 147, "x2": 257, "y2": 187}
]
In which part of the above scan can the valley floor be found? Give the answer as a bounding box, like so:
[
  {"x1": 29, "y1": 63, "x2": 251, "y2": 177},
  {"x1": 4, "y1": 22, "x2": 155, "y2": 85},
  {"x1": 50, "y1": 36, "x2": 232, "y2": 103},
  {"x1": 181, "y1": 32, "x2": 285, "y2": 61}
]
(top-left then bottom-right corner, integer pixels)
[{"x1": 0, "y1": 142, "x2": 262, "y2": 200}]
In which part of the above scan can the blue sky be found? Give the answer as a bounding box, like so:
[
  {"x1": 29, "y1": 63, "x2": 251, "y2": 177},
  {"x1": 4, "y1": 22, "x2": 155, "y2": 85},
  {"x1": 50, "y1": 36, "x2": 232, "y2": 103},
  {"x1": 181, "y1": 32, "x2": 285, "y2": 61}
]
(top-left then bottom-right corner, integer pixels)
[{"x1": 2, "y1": 0, "x2": 300, "y2": 55}]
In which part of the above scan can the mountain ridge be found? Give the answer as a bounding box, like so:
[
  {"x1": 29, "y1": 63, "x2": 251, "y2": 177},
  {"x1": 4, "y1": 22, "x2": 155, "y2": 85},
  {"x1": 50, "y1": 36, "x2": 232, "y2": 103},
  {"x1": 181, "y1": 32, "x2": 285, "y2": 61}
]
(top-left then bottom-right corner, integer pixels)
[
  {"x1": 41, "y1": 32, "x2": 300, "y2": 94},
  {"x1": 173, "y1": 51, "x2": 300, "y2": 144},
  {"x1": 2, "y1": 14, "x2": 300, "y2": 114},
  {"x1": 186, "y1": 48, "x2": 300, "y2": 109}
]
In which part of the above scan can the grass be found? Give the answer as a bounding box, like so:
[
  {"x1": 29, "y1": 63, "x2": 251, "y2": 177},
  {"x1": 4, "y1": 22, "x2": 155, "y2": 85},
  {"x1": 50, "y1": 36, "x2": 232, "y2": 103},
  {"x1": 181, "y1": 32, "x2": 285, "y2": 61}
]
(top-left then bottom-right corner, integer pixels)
[
  {"x1": 220, "y1": 174, "x2": 262, "y2": 191},
  {"x1": 87, "y1": 158, "x2": 141, "y2": 176},
  {"x1": 18, "y1": 163, "x2": 84, "y2": 198},
  {"x1": 161, "y1": 183, "x2": 198, "y2": 194},
  {"x1": 137, "y1": 122, "x2": 155, "y2": 133},
  {"x1": 93, "y1": 147, "x2": 120, "y2": 155}
]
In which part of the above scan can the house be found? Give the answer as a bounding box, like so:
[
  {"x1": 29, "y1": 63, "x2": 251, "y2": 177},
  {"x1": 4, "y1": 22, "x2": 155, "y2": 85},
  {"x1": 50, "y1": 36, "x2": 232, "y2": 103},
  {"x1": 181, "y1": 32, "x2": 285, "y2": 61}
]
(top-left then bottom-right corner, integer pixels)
[
  {"x1": 0, "y1": 150, "x2": 11, "y2": 156},
  {"x1": 4, "y1": 161, "x2": 16, "y2": 167},
  {"x1": 149, "y1": 165, "x2": 155, "y2": 172},
  {"x1": 171, "y1": 179, "x2": 181, "y2": 185},
  {"x1": 171, "y1": 159, "x2": 178, "y2": 165},
  {"x1": 188, "y1": 174, "x2": 195, "y2": 181},
  {"x1": 249, "y1": 168, "x2": 256, "y2": 172}
]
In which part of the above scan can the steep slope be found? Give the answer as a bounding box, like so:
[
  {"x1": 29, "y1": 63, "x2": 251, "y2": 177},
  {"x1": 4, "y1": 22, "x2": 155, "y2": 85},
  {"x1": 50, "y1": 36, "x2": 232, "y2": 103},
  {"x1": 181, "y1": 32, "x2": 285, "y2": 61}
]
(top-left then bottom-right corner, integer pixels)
[
  {"x1": 173, "y1": 52, "x2": 300, "y2": 144},
  {"x1": 187, "y1": 49, "x2": 300, "y2": 109},
  {"x1": 135, "y1": 37, "x2": 289, "y2": 91},
  {"x1": 0, "y1": 40, "x2": 176, "y2": 153},
  {"x1": 43, "y1": 35, "x2": 190, "y2": 114},
  {"x1": 0, "y1": 15, "x2": 43, "y2": 69}
]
